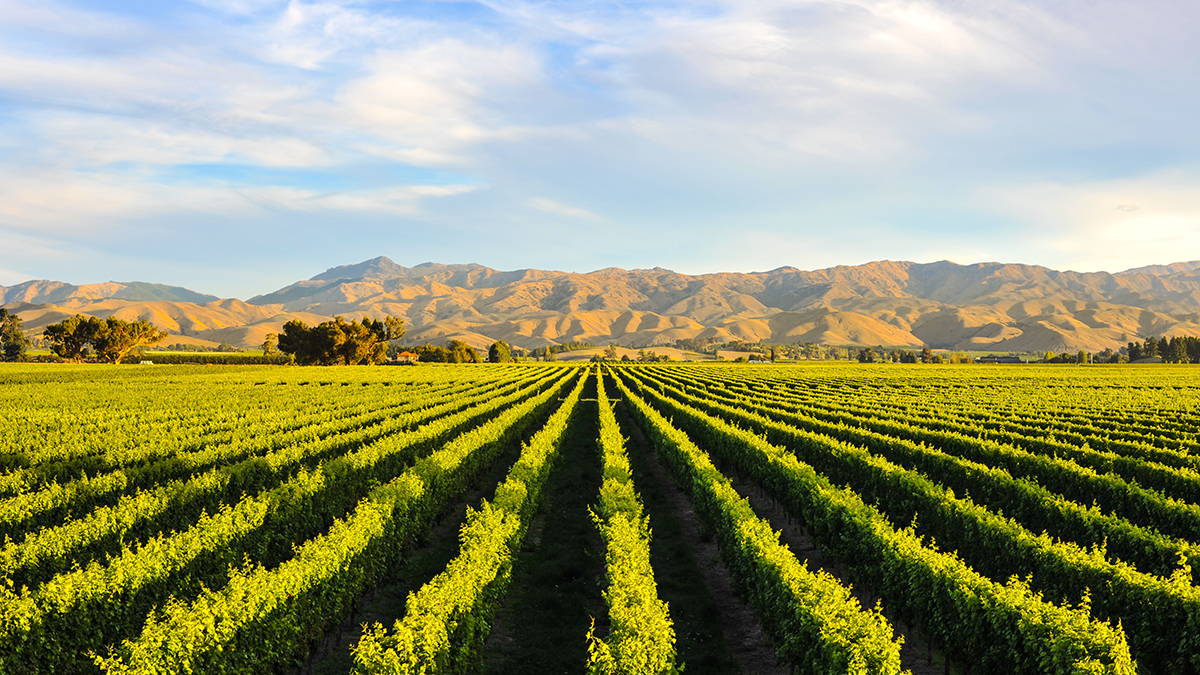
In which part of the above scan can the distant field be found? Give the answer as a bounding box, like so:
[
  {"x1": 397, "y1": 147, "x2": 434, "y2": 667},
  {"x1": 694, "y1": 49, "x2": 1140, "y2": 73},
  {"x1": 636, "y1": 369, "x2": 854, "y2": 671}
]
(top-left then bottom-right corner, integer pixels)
[{"x1": 1, "y1": 363, "x2": 1196, "y2": 674}]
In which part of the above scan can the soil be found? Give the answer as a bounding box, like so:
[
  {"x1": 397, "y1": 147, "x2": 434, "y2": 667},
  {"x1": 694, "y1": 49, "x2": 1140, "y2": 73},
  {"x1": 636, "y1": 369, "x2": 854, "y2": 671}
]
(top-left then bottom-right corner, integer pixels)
[
  {"x1": 294, "y1": 420, "x2": 537, "y2": 675},
  {"x1": 722, "y1": 471, "x2": 948, "y2": 675},
  {"x1": 616, "y1": 401, "x2": 784, "y2": 675},
  {"x1": 480, "y1": 381, "x2": 608, "y2": 675}
]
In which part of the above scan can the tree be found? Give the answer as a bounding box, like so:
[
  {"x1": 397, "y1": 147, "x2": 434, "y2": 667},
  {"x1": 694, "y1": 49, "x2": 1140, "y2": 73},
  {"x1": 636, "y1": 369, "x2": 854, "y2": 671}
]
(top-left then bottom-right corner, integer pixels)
[
  {"x1": 0, "y1": 309, "x2": 30, "y2": 361},
  {"x1": 262, "y1": 333, "x2": 278, "y2": 356},
  {"x1": 325, "y1": 318, "x2": 377, "y2": 365},
  {"x1": 920, "y1": 347, "x2": 932, "y2": 364},
  {"x1": 44, "y1": 315, "x2": 104, "y2": 361},
  {"x1": 42, "y1": 315, "x2": 167, "y2": 363},
  {"x1": 277, "y1": 320, "x2": 316, "y2": 364},
  {"x1": 414, "y1": 344, "x2": 450, "y2": 363},
  {"x1": 1127, "y1": 341, "x2": 1142, "y2": 361},
  {"x1": 1143, "y1": 337, "x2": 1159, "y2": 358},
  {"x1": 856, "y1": 347, "x2": 876, "y2": 363},
  {"x1": 447, "y1": 340, "x2": 481, "y2": 364},
  {"x1": 383, "y1": 316, "x2": 406, "y2": 344},
  {"x1": 277, "y1": 315, "x2": 404, "y2": 365},
  {"x1": 488, "y1": 340, "x2": 512, "y2": 363},
  {"x1": 605, "y1": 344, "x2": 618, "y2": 360},
  {"x1": 1167, "y1": 337, "x2": 1188, "y2": 364},
  {"x1": 90, "y1": 318, "x2": 168, "y2": 363}
]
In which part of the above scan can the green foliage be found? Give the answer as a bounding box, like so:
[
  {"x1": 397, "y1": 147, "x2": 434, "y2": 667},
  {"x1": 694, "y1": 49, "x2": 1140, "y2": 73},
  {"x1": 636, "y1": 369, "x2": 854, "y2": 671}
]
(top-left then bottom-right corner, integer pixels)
[
  {"x1": 278, "y1": 316, "x2": 404, "y2": 365},
  {"x1": 157, "y1": 342, "x2": 242, "y2": 353},
  {"x1": 94, "y1": 317, "x2": 169, "y2": 363},
  {"x1": 587, "y1": 373, "x2": 679, "y2": 675},
  {"x1": 135, "y1": 352, "x2": 290, "y2": 365},
  {"x1": 11, "y1": 361, "x2": 1200, "y2": 675},
  {"x1": 412, "y1": 344, "x2": 450, "y2": 362},
  {"x1": 530, "y1": 341, "x2": 596, "y2": 359},
  {"x1": 0, "y1": 309, "x2": 29, "y2": 361},
  {"x1": 0, "y1": 366, "x2": 573, "y2": 674},
  {"x1": 616, "y1": 369, "x2": 1134, "y2": 674},
  {"x1": 1129, "y1": 334, "x2": 1200, "y2": 363},
  {"x1": 488, "y1": 340, "x2": 512, "y2": 363},
  {"x1": 351, "y1": 372, "x2": 588, "y2": 674},
  {"x1": 43, "y1": 314, "x2": 103, "y2": 361},
  {"x1": 636, "y1": 368, "x2": 1193, "y2": 672},
  {"x1": 0, "y1": 371, "x2": 557, "y2": 593},
  {"x1": 447, "y1": 340, "x2": 482, "y2": 364},
  {"x1": 646, "y1": 366, "x2": 1200, "y2": 580},
  {"x1": 611, "y1": 371, "x2": 906, "y2": 674},
  {"x1": 91, "y1": 369, "x2": 578, "y2": 675},
  {"x1": 41, "y1": 315, "x2": 167, "y2": 363},
  {"x1": 671, "y1": 337, "x2": 719, "y2": 354}
]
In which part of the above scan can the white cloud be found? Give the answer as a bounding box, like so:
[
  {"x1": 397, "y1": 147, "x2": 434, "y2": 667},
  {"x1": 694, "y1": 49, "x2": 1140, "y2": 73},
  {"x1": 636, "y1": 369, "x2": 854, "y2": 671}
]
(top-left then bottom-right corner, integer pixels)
[
  {"x1": 237, "y1": 183, "x2": 477, "y2": 214},
  {"x1": 186, "y1": 0, "x2": 288, "y2": 16},
  {"x1": 0, "y1": 227, "x2": 82, "y2": 283},
  {"x1": 0, "y1": 165, "x2": 476, "y2": 235},
  {"x1": 1, "y1": 0, "x2": 1199, "y2": 287},
  {"x1": 336, "y1": 39, "x2": 545, "y2": 162},
  {"x1": 256, "y1": 1, "x2": 413, "y2": 69},
  {"x1": 528, "y1": 197, "x2": 603, "y2": 221},
  {"x1": 980, "y1": 172, "x2": 1200, "y2": 271},
  {"x1": 0, "y1": 266, "x2": 32, "y2": 286}
]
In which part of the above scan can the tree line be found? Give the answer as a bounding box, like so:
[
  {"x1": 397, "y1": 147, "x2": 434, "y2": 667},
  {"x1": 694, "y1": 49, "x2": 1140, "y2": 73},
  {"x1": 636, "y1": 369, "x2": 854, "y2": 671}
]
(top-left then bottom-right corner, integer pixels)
[
  {"x1": 1128, "y1": 335, "x2": 1200, "y2": 363},
  {"x1": 16, "y1": 309, "x2": 1200, "y2": 367},
  {"x1": 405, "y1": 340, "x2": 483, "y2": 364},
  {"x1": 410, "y1": 340, "x2": 517, "y2": 363}
]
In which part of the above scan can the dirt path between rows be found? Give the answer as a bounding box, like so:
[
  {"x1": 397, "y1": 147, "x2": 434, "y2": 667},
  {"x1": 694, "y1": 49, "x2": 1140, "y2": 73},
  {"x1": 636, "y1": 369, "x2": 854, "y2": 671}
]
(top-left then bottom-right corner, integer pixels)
[
  {"x1": 294, "y1": 410, "x2": 551, "y2": 675},
  {"x1": 481, "y1": 379, "x2": 608, "y2": 675},
  {"x1": 616, "y1": 402, "x2": 785, "y2": 675},
  {"x1": 722, "y1": 471, "x2": 946, "y2": 675}
]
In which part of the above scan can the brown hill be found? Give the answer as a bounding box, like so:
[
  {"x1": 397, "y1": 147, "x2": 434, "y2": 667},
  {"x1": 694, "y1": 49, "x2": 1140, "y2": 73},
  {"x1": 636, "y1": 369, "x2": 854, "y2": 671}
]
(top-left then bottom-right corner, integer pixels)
[{"x1": 7, "y1": 257, "x2": 1200, "y2": 352}]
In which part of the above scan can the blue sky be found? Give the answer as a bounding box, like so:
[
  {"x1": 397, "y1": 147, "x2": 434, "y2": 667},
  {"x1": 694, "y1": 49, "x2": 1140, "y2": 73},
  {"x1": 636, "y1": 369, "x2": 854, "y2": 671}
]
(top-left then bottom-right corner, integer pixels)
[{"x1": 1, "y1": 0, "x2": 1198, "y2": 298}]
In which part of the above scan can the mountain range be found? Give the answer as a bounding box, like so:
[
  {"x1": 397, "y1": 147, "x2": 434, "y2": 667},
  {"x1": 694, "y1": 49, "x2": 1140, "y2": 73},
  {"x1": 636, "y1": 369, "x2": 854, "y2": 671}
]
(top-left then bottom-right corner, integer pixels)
[{"x1": 5, "y1": 257, "x2": 1200, "y2": 353}]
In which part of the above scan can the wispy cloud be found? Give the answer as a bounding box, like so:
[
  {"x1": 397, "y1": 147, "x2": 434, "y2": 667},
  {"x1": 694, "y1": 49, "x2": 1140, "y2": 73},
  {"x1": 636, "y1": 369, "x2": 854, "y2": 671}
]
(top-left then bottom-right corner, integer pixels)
[
  {"x1": 528, "y1": 197, "x2": 603, "y2": 221},
  {"x1": 0, "y1": 0, "x2": 1198, "y2": 291},
  {"x1": 0, "y1": 267, "x2": 30, "y2": 286},
  {"x1": 980, "y1": 171, "x2": 1200, "y2": 271}
]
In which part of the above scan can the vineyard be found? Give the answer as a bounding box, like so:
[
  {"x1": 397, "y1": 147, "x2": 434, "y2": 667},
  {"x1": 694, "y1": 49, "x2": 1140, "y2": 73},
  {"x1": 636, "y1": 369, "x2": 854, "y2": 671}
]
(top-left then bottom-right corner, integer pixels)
[{"x1": 2, "y1": 363, "x2": 1199, "y2": 674}]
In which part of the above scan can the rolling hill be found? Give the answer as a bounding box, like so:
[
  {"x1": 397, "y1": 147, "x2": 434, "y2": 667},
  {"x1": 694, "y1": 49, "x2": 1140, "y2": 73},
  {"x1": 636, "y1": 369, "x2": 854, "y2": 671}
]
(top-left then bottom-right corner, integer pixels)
[{"x1": 6, "y1": 257, "x2": 1200, "y2": 353}]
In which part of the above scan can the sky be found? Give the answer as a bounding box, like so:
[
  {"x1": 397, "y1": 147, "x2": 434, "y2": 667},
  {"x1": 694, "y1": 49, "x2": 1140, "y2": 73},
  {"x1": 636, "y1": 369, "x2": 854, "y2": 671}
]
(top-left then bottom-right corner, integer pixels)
[{"x1": 1, "y1": 0, "x2": 1198, "y2": 298}]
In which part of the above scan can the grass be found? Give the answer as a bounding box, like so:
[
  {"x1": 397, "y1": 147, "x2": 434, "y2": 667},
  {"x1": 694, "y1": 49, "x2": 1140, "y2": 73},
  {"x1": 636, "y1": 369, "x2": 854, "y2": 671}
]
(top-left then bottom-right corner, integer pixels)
[
  {"x1": 480, "y1": 379, "x2": 606, "y2": 674},
  {"x1": 615, "y1": 401, "x2": 742, "y2": 673}
]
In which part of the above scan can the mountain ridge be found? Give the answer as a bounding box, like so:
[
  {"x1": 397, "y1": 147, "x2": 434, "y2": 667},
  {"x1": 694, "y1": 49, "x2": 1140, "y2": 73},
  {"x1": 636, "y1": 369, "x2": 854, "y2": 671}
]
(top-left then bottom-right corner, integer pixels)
[{"x1": 6, "y1": 257, "x2": 1200, "y2": 353}]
